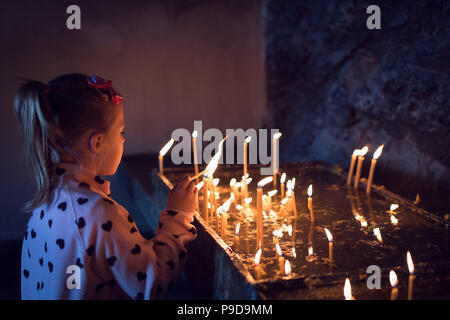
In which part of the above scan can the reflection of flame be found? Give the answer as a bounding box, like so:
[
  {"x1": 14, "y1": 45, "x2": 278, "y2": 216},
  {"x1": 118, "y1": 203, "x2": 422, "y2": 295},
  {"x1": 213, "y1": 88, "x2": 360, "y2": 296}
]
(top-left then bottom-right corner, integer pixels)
[
  {"x1": 373, "y1": 144, "x2": 384, "y2": 159},
  {"x1": 258, "y1": 176, "x2": 273, "y2": 188},
  {"x1": 235, "y1": 223, "x2": 240, "y2": 236},
  {"x1": 284, "y1": 260, "x2": 291, "y2": 276},
  {"x1": 192, "y1": 130, "x2": 198, "y2": 138},
  {"x1": 391, "y1": 215, "x2": 398, "y2": 224},
  {"x1": 308, "y1": 246, "x2": 313, "y2": 255},
  {"x1": 389, "y1": 270, "x2": 398, "y2": 287},
  {"x1": 267, "y1": 190, "x2": 278, "y2": 197},
  {"x1": 344, "y1": 278, "x2": 353, "y2": 300},
  {"x1": 159, "y1": 139, "x2": 175, "y2": 156},
  {"x1": 245, "y1": 136, "x2": 252, "y2": 143},
  {"x1": 307, "y1": 184, "x2": 313, "y2": 197},
  {"x1": 390, "y1": 204, "x2": 399, "y2": 212},
  {"x1": 195, "y1": 181, "x2": 204, "y2": 190},
  {"x1": 275, "y1": 243, "x2": 283, "y2": 256},
  {"x1": 273, "y1": 132, "x2": 282, "y2": 140},
  {"x1": 324, "y1": 228, "x2": 333, "y2": 242},
  {"x1": 360, "y1": 146, "x2": 368, "y2": 157},
  {"x1": 245, "y1": 198, "x2": 252, "y2": 204},
  {"x1": 213, "y1": 178, "x2": 220, "y2": 186},
  {"x1": 203, "y1": 136, "x2": 228, "y2": 178},
  {"x1": 255, "y1": 248, "x2": 262, "y2": 265},
  {"x1": 281, "y1": 173, "x2": 286, "y2": 184},
  {"x1": 292, "y1": 247, "x2": 296, "y2": 258},
  {"x1": 230, "y1": 178, "x2": 236, "y2": 187},
  {"x1": 407, "y1": 251, "x2": 415, "y2": 274}
]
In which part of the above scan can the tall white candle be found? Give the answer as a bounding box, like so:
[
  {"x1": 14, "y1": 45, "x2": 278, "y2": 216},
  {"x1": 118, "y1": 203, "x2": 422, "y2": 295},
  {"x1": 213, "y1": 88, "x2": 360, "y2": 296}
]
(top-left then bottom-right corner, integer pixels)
[{"x1": 366, "y1": 145, "x2": 384, "y2": 194}]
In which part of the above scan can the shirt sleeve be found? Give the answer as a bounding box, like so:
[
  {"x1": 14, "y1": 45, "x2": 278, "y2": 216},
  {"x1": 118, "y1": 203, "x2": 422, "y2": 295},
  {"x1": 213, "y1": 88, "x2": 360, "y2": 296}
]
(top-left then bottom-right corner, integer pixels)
[{"x1": 83, "y1": 198, "x2": 197, "y2": 300}]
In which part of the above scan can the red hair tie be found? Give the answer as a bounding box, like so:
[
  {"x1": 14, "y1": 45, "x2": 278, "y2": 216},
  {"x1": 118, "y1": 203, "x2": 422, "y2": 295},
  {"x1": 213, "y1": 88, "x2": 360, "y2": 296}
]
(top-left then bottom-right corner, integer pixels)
[{"x1": 87, "y1": 75, "x2": 123, "y2": 105}]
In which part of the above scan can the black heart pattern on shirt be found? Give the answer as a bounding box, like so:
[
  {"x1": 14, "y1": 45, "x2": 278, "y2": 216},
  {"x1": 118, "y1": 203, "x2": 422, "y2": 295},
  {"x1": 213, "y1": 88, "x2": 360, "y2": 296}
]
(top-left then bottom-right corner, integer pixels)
[
  {"x1": 107, "y1": 256, "x2": 117, "y2": 266},
  {"x1": 76, "y1": 257, "x2": 84, "y2": 268},
  {"x1": 40, "y1": 210, "x2": 44, "y2": 219},
  {"x1": 178, "y1": 250, "x2": 186, "y2": 259},
  {"x1": 77, "y1": 197, "x2": 88, "y2": 205},
  {"x1": 76, "y1": 217, "x2": 86, "y2": 229},
  {"x1": 48, "y1": 219, "x2": 53, "y2": 228},
  {"x1": 55, "y1": 167, "x2": 66, "y2": 176},
  {"x1": 57, "y1": 202, "x2": 67, "y2": 211},
  {"x1": 101, "y1": 221, "x2": 112, "y2": 232},
  {"x1": 135, "y1": 292, "x2": 144, "y2": 300},
  {"x1": 94, "y1": 176, "x2": 105, "y2": 184},
  {"x1": 166, "y1": 261, "x2": 175, "y2": 270},
  {"x1": 86, "y1": 244, "x2": 95, "y2": 256},
  {"x1": 31, "y1": 229, "x2": 36, "y2": 239},
  {"x1": 103, "y1": 198, "x2": 114, "y2": 205},
  {"x1": 36, "y1": 282, "x2": 40, "y2": 291},
  {"x1": 39, "y1": 257, "x2": 43, "y2": 266},
  {"x1": 131, "y1": 244, "x2": 141, "y2": 255},
  {"x1": 79, "y1": 182, "x2": 90, "y2": 189},
  {"x1": 137, "y1": 272, "x2": 147, "y2": 281},
  {"x1": 27, "y1": 249, "x2": 31, "y2": 258},
  {"x1": 188, "y1": 227, "x2": 196, "y2": 235},
  {"x1": 48, "y1": 262, "x2": 53, "y2": 273},
  {"x1": 172, "y1": 234, "x2": 180, "y2": 239},
  {"x1": 23, "y1": 269, "x2": 30, "y2": 278},
  {"x1": 56, "y1": 239, "x2": 65, "y2": 249},
  {"x1": 128, "y1": 214, "x2": 134, "y2": 223},
  {"x1": 167, "y1": 210, "x2": 178, "y2": 217},
  {"x1": 130, "y1": 227, "x2": 137, "y2": 234},
  {"x1": 44, "y1": 242, "x2": 47, "y2": 252},
  {"x1": 95, "y1": 283, "x2": 104, "y2": 293}
]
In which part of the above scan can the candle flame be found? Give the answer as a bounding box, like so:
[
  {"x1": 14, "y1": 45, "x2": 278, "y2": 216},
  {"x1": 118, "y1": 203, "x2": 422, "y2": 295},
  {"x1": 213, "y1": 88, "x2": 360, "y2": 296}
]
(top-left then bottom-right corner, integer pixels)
[
  {"x1": 223, "y1": 197, "x2": 232, "y2": 213},
  {"x1": 258, "y1": 176, "x2": 273, "y2": 188},
  {"x1": 286, "y1": 179, "x2": 292, "y2": 191},
  {"x1": 245, "y1": 136, "x2": 252, "y2": 143},
  {"x1": 159, "y1": 139, "x2": 175, "y2": 156},
  {"x1": 275, "y1": 243, "x2": 283, "y2": 257},
  {"x1": 361, "y1": 219, "x2": 368, "y2": 227},
  {"x1": 292, "y1": 247, "x2": 297, "y2": 258},
  {"x1": 308, "y1": 246, "x2": 313, "y2": 256},
  {"x1": 307, "y1": 184, "x2": 313, "y2": 197},
  {"x1": 255, "y1": 248, "x2": 262, "y2": 265},
  {"x1": 213, "y1": 178, "x2": 220, "y2": 186},
  {"x1": 389, "y1": 270, "x2": 398, "y2": 287},
  {"x1": 273, "y1": 228, "x2": 283, "y2": 239},
  {"x1": 281, "y1": 198, "x2": 288, "y2": 205},
  {"x1": 273, "y1": 132, "x2": 282, "y2": 140},
  {"x1": 192, "y1": 130, "x2": 198, "y2": 138},
  {"x1": 407, "y1": 251, "x2": 415, "y2": 274},
  {"x1": 390, "y1": 215, "x2": 398, "y2": 225},
  {"x1": 360, "y1": 146, "x2": 368, "y2": 157},
  {"x1": 245, "y1": 197, "x2": 252, "y2": 204},
  {"x1": 373, "y1": 144, "x2": 384, "y2": 159},
  {"x1": 373, "y1": 228, "x2": 383, "y2": 243},
  {"x1": 324, "y1": 228, "x2": 333, "y2": 242},
  {"x1": 287, "y1": 224, "x2": 292, "y2": 236},
  {"x1": 230, "y1": 178, "x2": 236, "y2": 187},
  {"x1": 203, "y1": 136, "x2": 228, "y2": 178},
  {"x1": 344, "y1": 278, "x2": 353, "y2": 300},
  {"x1": 280, "y1": 173, "x2": 286, "y2": 184},
  {"x1": 353, "y1": 149, "x2": 360, "y2": 156},
  {"x1": 267, "y1": 190, "x2": 278, "y2": 197},
  {"x1": 236, "y1": 204, "x2": 243, "y2": 211},
  {"x1": 235, "y1": 223, "x2": 240, "y2": 236},
  {"x1": 246, "y1": 177, "x2": 252, "y2": 185},
  {"x1": 195, "y1": 181, "x2": 204, "y2": 190},
  {"x1": 235, "y1": 182, "x2": 243, "y2": 188},
  {"x1": 390, "y1": 204, "x2": 399, "y2": 212},
  {"x1": 284, "y1": 260, "x2": 291, "y2": 276}
]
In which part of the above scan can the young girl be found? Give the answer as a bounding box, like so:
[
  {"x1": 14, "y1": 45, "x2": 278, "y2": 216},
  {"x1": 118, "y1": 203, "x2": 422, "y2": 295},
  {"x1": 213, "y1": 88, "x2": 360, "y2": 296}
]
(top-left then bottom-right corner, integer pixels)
[{"x1": 14, "y1": 73, "x2": 198, "y2": 300}]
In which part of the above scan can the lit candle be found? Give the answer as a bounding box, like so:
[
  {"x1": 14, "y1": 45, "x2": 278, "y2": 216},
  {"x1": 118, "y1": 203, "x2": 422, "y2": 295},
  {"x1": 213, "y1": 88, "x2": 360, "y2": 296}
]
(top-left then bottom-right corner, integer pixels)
[
  {"x1": 286, "y1": 180, "x2": 293, "y2": 212},
  {"x1": 388, "y1": 203, "x2": 399, "y2": 214},
  {"x1": 256, "y1": 177, "x2": 273, "y2": 249},
  {"x1": 284, "y1": 260, "x2": 291, "y2": 277},
  {"x1": 244, "y1": 176, "x2": 252, "y2": 200},
  {"x1": 347, "y1": 149, "x2": 360, "y2": 185},
  {"x1": 221, "y1": 198, "x2": 232, "y2": 236},
  {"x1": 254, "y1": 248, "x2": 262, "y2": 280},
  {"x1": 366, "y1": 145, "x2": 384, "y2": 194},
  {"x1": 344, "y1": 278, "x2": 355, "y2": 300},
  {"x1": 390, "y1": 215, "x2": 398, "y2": 225},
  {"x1": 275, "y1": 243, "x2": 284, "y2": 274},
  {"x1": 353, "y1": 146, "x2": 368, "y2": 189},
  {"x1": 279, "y1": 197, "x2": 288, "y2": 218},
  {"x1": 266, "y1": 190, "x2": 277, "y2": 212},
  {"x1": 212, "y1": 178, "x2": 220, "y2": 217},
  {"x1": 272, "y1": 132, "x2": 282, "y2": 189},
  {"x1": 291, "y1": 178, "x2": 297, "y2": 219},
  {"x1": 230, "y1": 178, "x2": 237, "y2": 202},
  {"x1": 307, "y1": 184, "x2": 314, "y2": 222},
  {"x1": 407, "y1": 251, "x2": 415, "y2": 300},
  {"x1": 280, "y1": 173, "x2": 286, "y2": 199},
  {"x1": 390, "y1": 270, "x2": 399, "y2": 300},
  {"x1": 192, "y1": 131, "x2": 199, "y2": 183},
  {"x1": 234, "y1": 222, "x2": 240, "y2": 249},
  {"x1": 158, "y1": 138, "x2": 175, "y2": 175},
  {"x1": 202, "y1": 176, "x2": 210, "y2": 220},
  {"x1": 373, "y1": 227, "x2": 383, "y2": 243},
  {"x1": 244, "y1": 136, "x2": 251, "y2": 182},
  {"x1": 324, "y1": 228, "x2": 333, "y2": 265}
]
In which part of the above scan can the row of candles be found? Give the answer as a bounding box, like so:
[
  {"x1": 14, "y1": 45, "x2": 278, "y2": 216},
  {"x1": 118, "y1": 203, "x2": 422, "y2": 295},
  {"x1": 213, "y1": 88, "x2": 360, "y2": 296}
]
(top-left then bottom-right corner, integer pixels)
[{"x1": 157, "y1": 133, "x2": 417, "y2": 299}]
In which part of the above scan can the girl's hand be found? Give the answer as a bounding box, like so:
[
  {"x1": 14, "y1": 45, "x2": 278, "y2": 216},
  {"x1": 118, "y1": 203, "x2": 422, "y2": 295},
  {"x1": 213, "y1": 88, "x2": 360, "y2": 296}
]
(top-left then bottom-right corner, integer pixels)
[{"x1": 166, "y1": 176, "x2": 198, "y2": 213}]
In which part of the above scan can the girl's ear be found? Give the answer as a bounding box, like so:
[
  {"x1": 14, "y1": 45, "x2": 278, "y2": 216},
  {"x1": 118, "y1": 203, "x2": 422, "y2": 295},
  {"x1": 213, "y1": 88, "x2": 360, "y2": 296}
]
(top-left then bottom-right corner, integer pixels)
[{"x1": 89, "y1": 132, "x2": 103, "y2": 155}]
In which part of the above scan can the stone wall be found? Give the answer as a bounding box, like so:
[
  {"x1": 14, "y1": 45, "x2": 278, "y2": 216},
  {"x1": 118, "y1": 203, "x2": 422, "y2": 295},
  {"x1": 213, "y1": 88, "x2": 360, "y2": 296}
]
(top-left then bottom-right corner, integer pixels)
[{"x1": 263, "y1": 0, "x2": 450, "y2": 215}]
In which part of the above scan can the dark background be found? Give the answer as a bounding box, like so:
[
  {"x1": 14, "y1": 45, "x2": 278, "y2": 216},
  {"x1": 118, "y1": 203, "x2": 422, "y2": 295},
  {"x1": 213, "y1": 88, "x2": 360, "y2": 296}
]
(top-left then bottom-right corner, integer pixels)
[{"x1": 1, "y1": 0, "x2": 449, "y2": 299}]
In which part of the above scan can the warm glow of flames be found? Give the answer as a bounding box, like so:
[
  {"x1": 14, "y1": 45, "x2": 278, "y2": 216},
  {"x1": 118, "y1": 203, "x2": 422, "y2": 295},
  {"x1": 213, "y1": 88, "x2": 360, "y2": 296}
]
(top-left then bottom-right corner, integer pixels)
[
  {"x1": 192, "y1": 130, "x2": 198, "y2": 138},
  {"x1": 258, "y1": 176, "x2": 273, "y2": 188},
  {"x1": 353, "y1": 149, "x2": 360, "y2": 156},
  {"x1": 235, "y1": 223, "x2": 240, "y2": 236},
  {"x1": 286, "y1": 179, "x2": 292, "y2": 191},
  {"x1": 236, "y1": 204, "x2": 243, "y2": 211},
  {"x1": 281, "y1": 173, "x2": 286, "y2": 184},
  {"x1": 407, "y1": 251, "x2": 415, "y2": 274},
  {"x1": 360, "y1": 146, "x2": 368, "y2": 157},
  {"x1": 361, "y1": 219, "x2": 368, "y2": 227},
  {"x1": 390, "y1": 204, "x2": 399, "y2": 212},
  {"x1": 292, "y1": 247, "x2": 297, "y2": 258},
  {"x1": 324, "y1": 228, "x2": 333, "y2": 242},
  {"x1": 390, "y1": 215, "x2": 398, "y2": 225},
  {"x1": 308, "y1": 246, "x2": 313, "y2": 256},
  {"x1": 344, "y1": 278, "x2": 352, "y2": 300},
  {"x1": 389, "y1": 270, "x2": 398, "y2": 287},
  {"x1": 272, "y1": 229, "x2": 283, "y2": 239},
  {"x1": 373, "y1": 228, "x2": 383, "y2": 242},
  {"x1": 230, "y1": 178, "x2": 236, "y2": 187},
  {"x1": 291, "y1": 177, "x2": 296, "y2": 188},
  {"x1": 281, "y1": 198, "x2": 288, "y2": 205},
  {"x1": 203, "y1": 136, "x2": 228, "y2": 178},
  {"x1": 222, "y1": 197, "x2": 232, "y2": 213},
  {"x1": 255, "y1": 248, "x2": 262, "y2": 265},
  {"x1": 235, "y1": 182, "x2": 243, "y2": 188},
  {"x1": 284, "y1": 260, "x2": 291, "y2": 276},
  {"x1": 159, "y1": 139, "x2": 175, "y2": 156},
  {"x1": 268, "y1": 190, "x2": 278, "y2": 197},
  {"x1": 273, "y1": 132, "x2": 282, "y2": 140},
  {"x1": 287, "y1": 225, "x2": 292, "y2": 236},
  {"x1": 275, "y1": 243, "x2": 283, "y2": 257},
  {"x1": 373, "y1": 144, "x2": 384, "y2": 159},
  {"x1": 246, "y1": 177, "x2": 252, "y2": 185},
  {"x1": 213, "y1": 178, "x2": 220, "y2": 186},
  {"x1": 245, "y1": 197, "x2": 252, "y2": 204},
  {"x1": 307, "y1": 184, "x2": 313, "y2": 197},
  {"x1": 195, "y1": 181, "x2": 204, "y2": 190},
  {"x1": 245, "y1": 136, "x2": 252, "y2": 143}
]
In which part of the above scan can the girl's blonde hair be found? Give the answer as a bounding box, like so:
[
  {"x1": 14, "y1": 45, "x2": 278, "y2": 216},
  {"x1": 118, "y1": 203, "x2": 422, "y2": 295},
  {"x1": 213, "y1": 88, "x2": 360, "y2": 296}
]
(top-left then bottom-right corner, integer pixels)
[{"x1": 13, "y1": 73, "x2": 119, "y2": 213}]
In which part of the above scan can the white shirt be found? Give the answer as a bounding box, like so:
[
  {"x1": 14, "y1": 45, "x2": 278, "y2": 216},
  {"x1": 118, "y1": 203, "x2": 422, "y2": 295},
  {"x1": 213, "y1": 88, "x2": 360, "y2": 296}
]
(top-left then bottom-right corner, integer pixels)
[{"x1": 21, "y1": 162, "x2": 196, "y2": 300}]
